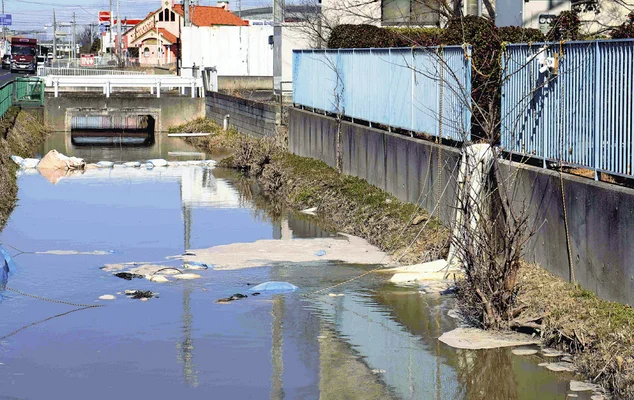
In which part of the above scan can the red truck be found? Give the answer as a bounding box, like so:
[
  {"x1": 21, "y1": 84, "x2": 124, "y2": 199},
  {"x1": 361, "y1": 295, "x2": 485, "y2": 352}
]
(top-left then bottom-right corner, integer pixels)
[{"x1": 10, "y1": 37, "x2": 37, "y2": 74}]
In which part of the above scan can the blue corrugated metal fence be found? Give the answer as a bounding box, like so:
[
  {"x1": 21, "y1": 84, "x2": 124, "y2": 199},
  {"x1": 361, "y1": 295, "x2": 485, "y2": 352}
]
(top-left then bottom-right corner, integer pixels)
[
  {"x1": 501, "y1": 39, "x2": 634, "y2": 179},
  {"x1": 293, "y1": 46, "x2": 472, "y2": 142}
]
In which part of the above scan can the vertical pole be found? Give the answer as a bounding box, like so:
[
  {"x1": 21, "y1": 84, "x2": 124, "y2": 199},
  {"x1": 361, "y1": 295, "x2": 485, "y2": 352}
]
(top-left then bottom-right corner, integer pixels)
[
  {"x1": 273, "y1": 0, "x2": 283, "y2": 96},
  {"x1": 411, "y1": 48, "x2": 414, "y2": 135},
  {"x1": 593, "y1": 40, "x2": 601, "y2": 180},
  {"x1": 156, "y1": 80, "x2": 161, "y2": 98},
  {"x1": 109, "y1": 0, "x2": 114, "y2": 60},
  {"x1": 116, "y1": 0, "x2": 121, "y2": 65},
  {"x1": 53, "y1": 11, "x2": 57, "y2": 62},
  {"x1": 72, "y1": 13, "x2": 76, "y2": 60},
  {"x1": 191, "y1": 80, "x2": 195, "y2": 98},
  {"x1": 54, "y1": 80, "x2": 59, "y2": 97}
]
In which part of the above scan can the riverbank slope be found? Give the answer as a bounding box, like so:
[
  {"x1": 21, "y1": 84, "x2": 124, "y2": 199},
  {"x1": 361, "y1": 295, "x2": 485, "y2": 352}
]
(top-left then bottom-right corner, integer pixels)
[{"x1": 0, "y1": 108, "x2": 47, "y2": 229}]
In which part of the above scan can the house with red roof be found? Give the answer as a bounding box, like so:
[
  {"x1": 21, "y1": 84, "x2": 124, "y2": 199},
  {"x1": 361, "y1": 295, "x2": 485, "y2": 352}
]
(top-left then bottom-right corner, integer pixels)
[{"x1": 123, "y1": 0, "x2": 248, "y2": 67}]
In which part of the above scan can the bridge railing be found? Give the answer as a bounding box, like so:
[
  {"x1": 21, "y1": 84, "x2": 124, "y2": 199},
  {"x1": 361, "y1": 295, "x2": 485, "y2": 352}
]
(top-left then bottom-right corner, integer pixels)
[
  {"x1": 44, "y1": 74, "x2": 203, "y2": 98},
  {"x1": 501, "y1": 39, "x2": 634, "y2": 179},
  {"x1": 293, "y1": 46, "x2": 472, "y2": 142},
  {"x1": 0, "y1": 78, "x2": 45, "y2": 120},
  {"x1": 38, "y1": 67, "x2": 147, "y2": 77}
]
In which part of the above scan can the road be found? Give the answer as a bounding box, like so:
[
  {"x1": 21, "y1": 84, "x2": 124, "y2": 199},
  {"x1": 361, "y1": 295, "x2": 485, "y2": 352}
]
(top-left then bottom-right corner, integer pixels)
[{"x1": 0, "y1": 70, "x2": 31, "y2": 85}]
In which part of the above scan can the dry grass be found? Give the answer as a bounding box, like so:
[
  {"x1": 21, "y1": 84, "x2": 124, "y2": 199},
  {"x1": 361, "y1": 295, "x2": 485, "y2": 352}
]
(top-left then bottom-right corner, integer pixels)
[
  {"x1": 0, "y1": 108, "x2": 48, "y2": 229},
  {"x1": 518, "y1": 262, "x2": 634, "y2": 397}
]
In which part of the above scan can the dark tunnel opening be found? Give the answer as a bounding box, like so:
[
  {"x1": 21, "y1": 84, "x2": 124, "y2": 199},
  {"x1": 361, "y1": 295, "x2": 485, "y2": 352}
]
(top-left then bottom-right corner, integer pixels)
[{"x1": 70, "y1": 114, "x2": 156, "y2": 147}]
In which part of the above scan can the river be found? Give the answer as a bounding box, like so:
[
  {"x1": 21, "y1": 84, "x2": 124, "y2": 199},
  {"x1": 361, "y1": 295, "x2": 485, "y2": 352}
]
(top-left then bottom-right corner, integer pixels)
[{"x1": 0, "y1": 132, "x2": 591, "y2": 399}]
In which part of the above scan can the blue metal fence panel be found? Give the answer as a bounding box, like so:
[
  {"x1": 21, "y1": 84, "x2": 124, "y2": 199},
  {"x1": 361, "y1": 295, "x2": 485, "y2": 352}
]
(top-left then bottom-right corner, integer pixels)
[
  {"x1": 501, "y1": 39, "x2": 634, "y2": 179},
  {"x1": 293, "y1": 46, "x2": 472, "y2": 142}
]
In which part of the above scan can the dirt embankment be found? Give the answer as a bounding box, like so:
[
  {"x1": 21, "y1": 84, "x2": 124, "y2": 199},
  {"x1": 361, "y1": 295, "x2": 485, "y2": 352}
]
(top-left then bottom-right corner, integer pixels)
[
  {"x1": 0, "y1": 108, "x2": 48, "y2": 229},
  {"x1": 174, "y1": 117, "x2": 634, "y2": 398},
  {"x1": 170, "y1": 118, "x2": 449, "y2": 265}
]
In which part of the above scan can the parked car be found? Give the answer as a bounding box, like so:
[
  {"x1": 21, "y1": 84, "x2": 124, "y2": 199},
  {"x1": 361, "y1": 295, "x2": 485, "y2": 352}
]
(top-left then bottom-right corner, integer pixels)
[{"x1": 1, "y1": 55, "x2": 10, "y2": 70}]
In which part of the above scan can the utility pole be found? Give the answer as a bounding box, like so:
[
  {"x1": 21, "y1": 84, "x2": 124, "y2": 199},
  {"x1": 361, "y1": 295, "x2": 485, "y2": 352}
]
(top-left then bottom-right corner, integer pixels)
[
  {"x1": 53, "y1": 10, "x2": 57, "y2": 61},
  {"x1": 109, "y1": 0, "x2": 113, "y2": 59},
  {"x1": 184, "y1": 0, "x2": 191, "y2": 27},
  {"x1": 72, "y1": 12, "x2": 76, "y2": 59},
  {"x1": 273, "y1": 0, "x2": 284, "y2": 95},
  {"x1": 116, "y1": 0, "x2": 121, "y2": 64},
  {"x1": 2, "y1": 0, "x2": 5, "y2": 46}
]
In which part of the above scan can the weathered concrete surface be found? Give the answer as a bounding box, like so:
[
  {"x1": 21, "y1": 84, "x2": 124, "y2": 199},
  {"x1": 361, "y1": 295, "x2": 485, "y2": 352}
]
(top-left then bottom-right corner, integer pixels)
[
  {"x1": 206, "y1": 91, "x2": 279, "y2": 138},
  {"x1": 44, "y1": 93, "x2": 205, "y2": 133},
  {"x1": 290, "y1": 107, "x2": 634, "y2": 306},
  {"x1": 499, "y1": 160, "x2": 634, "y2": 306},
  {"x1": 218, "y1": 76, "x2": 272, "y2": 91},
  {"x1": 289, "y1": 107, "x2": 461, "y2": 224}
]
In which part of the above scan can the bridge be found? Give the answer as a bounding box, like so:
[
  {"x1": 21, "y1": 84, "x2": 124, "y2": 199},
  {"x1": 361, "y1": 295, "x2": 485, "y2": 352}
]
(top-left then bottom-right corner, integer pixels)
[{"x1": 0, "y1": 69, "x2": 213, "y2": 139}]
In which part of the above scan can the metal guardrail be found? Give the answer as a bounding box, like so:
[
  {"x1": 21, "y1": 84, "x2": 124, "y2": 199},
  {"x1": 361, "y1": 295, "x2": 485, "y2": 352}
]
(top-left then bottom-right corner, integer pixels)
[
  {"x1": 38, "y1": 67, "x2": 147, "y2": 77},
  {"x1": 0, "y1": 78, "x2": 45, "y2": 119},
  {"x1": 292, "y1": 46, "x2": 472, "y2": 142},
  {"x1": 501, "y1": 39, "x2": 634, "y2": 180},
  {"x1": 44, "y1": 74, "x2": 203, "y2": 98}
]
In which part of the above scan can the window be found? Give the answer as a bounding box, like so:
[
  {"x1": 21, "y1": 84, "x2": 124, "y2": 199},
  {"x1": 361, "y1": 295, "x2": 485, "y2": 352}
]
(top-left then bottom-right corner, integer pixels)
[
  {"x1": 143, "y1": 47, "x2": 150, "y2": 57},
  {"x1": 170, "y1": 11, "x2": 175, "y2": 21},
  {"x1": 159, "y1": 12, "x2": 163, "y2": 21},
  {"x1": 382, "y1": 0, "x2": 440, "y2": 26}
]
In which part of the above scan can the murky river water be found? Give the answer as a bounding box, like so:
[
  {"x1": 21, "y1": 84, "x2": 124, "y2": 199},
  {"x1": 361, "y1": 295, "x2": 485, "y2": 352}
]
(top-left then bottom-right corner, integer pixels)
[{"x1": 0, "y1": 133, "x2": 591, "y2": 399}]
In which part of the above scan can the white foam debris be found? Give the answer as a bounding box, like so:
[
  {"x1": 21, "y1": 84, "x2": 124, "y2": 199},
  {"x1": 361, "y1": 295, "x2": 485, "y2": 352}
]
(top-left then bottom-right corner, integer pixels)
[
  {"x1": 512, "y1": 348, "x2": 539, "y2": 356},
  {"x1": 146, "y1": 159, "x2": 168, "y2": 167},
  {"x1": 99, "y1": 294, "x2": 116, "y2": 300},
  {"x1": 172, "y1": 273, "x2": 201, "y2": 280},
  {"x1": 570, "y1": 381, "x2": 602, "y2": 392},
  {"x1": 123, "y1": 161, "x2": 142, "y2": 168},
  {"x1": 180, "y1": 234, "x2": 389, "y2": 270},
  {"x1": 96, "y1": 161, "x2": 115, "y2": 168},
  {"x1": 147, "y1": 275, "x2": 169, "y2": 283},
  {"x1": 438, "y1": 328, "x2": 540, "y2": 350}
]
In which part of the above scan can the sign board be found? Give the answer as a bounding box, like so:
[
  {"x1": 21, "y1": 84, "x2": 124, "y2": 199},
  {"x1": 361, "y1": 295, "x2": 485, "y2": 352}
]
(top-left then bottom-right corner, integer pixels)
[
  {"x1": 99, "y1": 11, "x2": 110, "y2": 22},
  {"x1": 129, "y1": 15, "x2": 156, "y2": 42},
  {"x1": 0, "y1": 14, "x2": 11, "y2": 26},
  {"x1": 538, "y1": 14, "x2": 556, "y2": 34},
  {"x1": 80, "y1": 54, "x2": 95, "y2": 67}
]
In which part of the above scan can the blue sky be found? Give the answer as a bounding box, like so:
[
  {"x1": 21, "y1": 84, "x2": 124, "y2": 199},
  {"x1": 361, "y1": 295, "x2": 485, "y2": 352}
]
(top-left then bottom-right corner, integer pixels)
[{"x1": 6, "y1": 0, "x2": 271, "y2": 31}]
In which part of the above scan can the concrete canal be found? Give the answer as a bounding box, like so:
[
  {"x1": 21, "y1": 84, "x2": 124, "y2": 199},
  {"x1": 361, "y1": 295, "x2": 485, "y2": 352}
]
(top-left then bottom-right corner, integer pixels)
[{"x1": 0, "y1": 132, "x2": 592, "y2": 399}]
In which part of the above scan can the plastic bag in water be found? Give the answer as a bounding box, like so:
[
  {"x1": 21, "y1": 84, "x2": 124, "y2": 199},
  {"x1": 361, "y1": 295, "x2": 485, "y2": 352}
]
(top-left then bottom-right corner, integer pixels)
[{"x1": 249, "y1": 281, "x2": 298, "y2": 293}]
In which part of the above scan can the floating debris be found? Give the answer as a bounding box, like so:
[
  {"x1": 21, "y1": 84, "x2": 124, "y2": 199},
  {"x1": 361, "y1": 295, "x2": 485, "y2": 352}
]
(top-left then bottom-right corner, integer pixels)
[
  {"x1": 215, "y1": 293, "x2": 248, "y2": 303},
  {"x1": 113, "y1": 272, "x2": 144, "y2": 280},
  {"x1": 146, "y1": 159, "x2": 168, "y2": 167},
  {"x1": 183, "y1": 261, "x2": 209, "y2": 270},
  {"x1": 328, "y1": 293, "x2": 344, "y2": 297},
  {"x1": 98, "y1": 294, "x2": 116, "y2": 300},
  {"x1": 512, "y1": 348, "x2": 539, "y2": 356},
  {"x1": 148, "y1": 275, "x2": 169, "y2": 283},
  {"x1": 125, "y1": 290, "x2": 156, "y2": 299},
  {"x1": 570, "y1": 381, "x2": 602, "y2": 392},
  {"x1": 540, "y1": 362, "x2": 576, "y2": 372},
  {"x1": 438, "y1": 328, "x2": 540, "y2": 350},
  {"x1": 249, "y1": 281, "x2": 298, "y2": 293},
  {"x1": 172, "y1": 273, "x2": 201, "y2": 280},
  {"x1": 96, "y1": 161, "x2": 115, "y2": 168},
  {"x1": 542, "y1": 348, "x2": 568, "y2": 358},
  {"x1": 123, "y1": 161, "x2": 141, "y2": 168}
]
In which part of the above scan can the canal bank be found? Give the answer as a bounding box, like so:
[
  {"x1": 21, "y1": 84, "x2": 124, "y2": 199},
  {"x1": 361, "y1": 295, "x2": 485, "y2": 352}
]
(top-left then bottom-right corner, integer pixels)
[
  {"x1": 0, "y1": 107, "x2": 47, "y2": 229},
  {"x1": 176, "y1": 117, "x2": 634, "y2": 398}
]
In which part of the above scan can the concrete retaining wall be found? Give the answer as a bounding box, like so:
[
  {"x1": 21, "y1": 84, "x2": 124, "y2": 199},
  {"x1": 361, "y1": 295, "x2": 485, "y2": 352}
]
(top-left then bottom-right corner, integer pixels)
[
  {"x1": 45, "y1": 94, "x2": 205, "y2": 133},
  {"x1": 289, "y1": 107, "x2": 634, "y2": 306},
  {"x1": 289, "y1": 107, "x2": 461, "y2": 224},
  {"x1": 205, "y1": 91, "x2": 279, "y2": 137}
]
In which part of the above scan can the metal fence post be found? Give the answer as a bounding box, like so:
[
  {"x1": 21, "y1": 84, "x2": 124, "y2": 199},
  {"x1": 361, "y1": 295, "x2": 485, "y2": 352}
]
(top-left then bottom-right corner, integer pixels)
[
  {"x1": 593, "y1": 41, "x2": 601, "y2": 180},
  {"x1": 411, "y1": 48, "x2": 415, "y2": 135}
]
